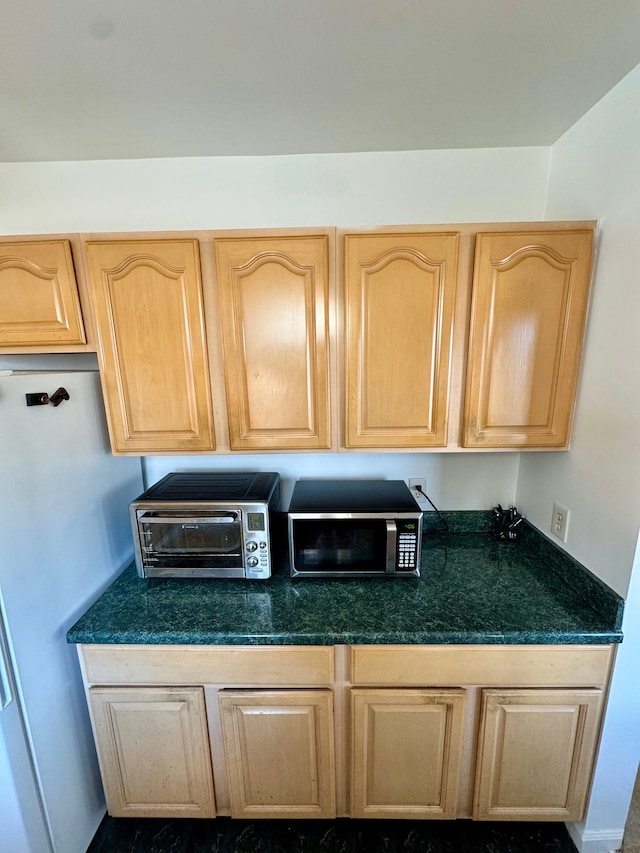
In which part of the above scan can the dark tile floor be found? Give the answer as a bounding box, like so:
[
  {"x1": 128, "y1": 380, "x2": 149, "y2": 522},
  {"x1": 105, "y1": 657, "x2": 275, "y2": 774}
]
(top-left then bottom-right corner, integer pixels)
[{"x1": 87, "y1": 817, "x2": 578, "y2": 852}]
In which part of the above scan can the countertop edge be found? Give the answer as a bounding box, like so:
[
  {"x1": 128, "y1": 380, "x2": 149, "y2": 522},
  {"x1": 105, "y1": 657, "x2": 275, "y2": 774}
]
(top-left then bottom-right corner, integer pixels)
[{"x1": 67, "y1": 630, "x2": 623, "y2": 646}]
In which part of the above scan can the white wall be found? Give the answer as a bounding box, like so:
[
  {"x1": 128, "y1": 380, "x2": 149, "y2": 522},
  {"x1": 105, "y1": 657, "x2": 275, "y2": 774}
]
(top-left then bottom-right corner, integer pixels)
[
  {"x1": 0, "y1": 145, "x2": 549, "y2": 509},
  {"x1": 143, "y1": 452, "x2": 520, "y2": 513},
  {"x1": 516, "y1": 64, "x2": 640, "y2": 852},
  {"x1": 0, "y1": 147, "x2": 548, "y2": 233}
]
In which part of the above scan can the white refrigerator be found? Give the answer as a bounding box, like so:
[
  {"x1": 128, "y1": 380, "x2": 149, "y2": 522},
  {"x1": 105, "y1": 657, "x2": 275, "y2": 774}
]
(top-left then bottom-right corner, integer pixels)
[{"x1": 0, "y1": 370, "x2": 143, "y2": 853}]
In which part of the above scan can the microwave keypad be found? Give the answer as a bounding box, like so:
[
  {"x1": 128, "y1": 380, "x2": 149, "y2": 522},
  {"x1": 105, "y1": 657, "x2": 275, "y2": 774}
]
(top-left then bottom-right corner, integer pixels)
[{"x1": 398, "y1": 532, "x2": 418, "y2": 569}]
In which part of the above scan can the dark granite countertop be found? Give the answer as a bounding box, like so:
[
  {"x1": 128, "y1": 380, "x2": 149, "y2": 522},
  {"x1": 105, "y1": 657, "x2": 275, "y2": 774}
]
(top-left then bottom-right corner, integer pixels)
[{"x1": 67, "y1": 513, "x2": 623, "y2": 647}]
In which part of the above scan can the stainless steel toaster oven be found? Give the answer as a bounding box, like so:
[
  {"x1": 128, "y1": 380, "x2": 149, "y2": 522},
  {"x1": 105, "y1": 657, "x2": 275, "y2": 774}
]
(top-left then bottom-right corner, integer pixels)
[{"x1": 130, "y1": 472, "x2": 280, "y2": 579}]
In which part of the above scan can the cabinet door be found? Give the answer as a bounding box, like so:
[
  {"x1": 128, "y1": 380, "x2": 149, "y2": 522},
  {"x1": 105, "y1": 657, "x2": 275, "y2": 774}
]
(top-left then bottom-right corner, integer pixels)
[
  {"x1": 219, "y1": 689, "x2": 335, "y2": 818},
  {"x1": 351, "y1": 688, "x2": 465, "y2": 819},
  {"x1": 0, "y1": 240, "x2": 86, "y2": 346},
  {"x1": 85, "y1": 239, "x2": 215, "y2": 454},
  {"x1": 344, "y1": 232, "x2": 458, "y2": 447},
  {"x1": 474, "y1": 688, "x2": 604, "y2": 821},
  {"x1": 89, "y1": 686, "x2": 216, "y2": 818},
  {"x1": 215, "y1": 235, "x2": 332, "y2": 450},
  {"x1": 463, "y1": 230, "x2": 593, "y2": 448}
]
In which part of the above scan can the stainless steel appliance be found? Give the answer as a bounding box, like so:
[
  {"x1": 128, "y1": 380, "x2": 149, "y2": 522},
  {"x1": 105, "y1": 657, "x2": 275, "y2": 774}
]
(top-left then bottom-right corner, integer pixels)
[
  {"x1": 287, "y1": 479, "x2": 422, "y2": 578},
  {"x1": 130, "y1": 472, "x2": 280, "y2": 579}
]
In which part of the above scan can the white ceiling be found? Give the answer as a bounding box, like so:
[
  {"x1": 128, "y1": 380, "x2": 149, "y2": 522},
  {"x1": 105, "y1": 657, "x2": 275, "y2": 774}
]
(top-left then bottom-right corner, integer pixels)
[{"x1": 3, "y1": 0, "x2": 640, "y2": 163}]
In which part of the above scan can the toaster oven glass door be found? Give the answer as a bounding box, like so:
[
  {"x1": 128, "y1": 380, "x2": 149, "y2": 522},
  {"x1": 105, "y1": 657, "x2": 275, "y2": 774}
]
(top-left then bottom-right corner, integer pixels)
[{"x1": 138, "y1": 511, "x2": 243, "y2": 568}]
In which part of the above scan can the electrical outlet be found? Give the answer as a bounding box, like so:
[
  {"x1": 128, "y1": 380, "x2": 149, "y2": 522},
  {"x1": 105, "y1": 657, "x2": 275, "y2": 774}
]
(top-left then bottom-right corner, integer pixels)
[
  {"x1": 551, "y1": 502, "x2": 570, "y2": 542},
  {"x1": 409, "y1": 477, "x2": 428, "y2": 498}
]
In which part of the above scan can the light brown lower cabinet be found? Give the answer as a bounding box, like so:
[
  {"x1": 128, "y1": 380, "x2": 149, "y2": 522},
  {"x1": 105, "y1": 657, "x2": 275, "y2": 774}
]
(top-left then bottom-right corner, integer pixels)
[
  {"x1": 350, "y1": 688, "x2": 465, "y2": 819},
  {"x1": 219, "y1": 689, "x2": 336, "y2": 818},
  {"x1": 473, "y1": 688, "x2": 604, "y2": 821},
  {"x1": 80, "y1": 644, "x2": 613, "y2": 823},
  {"x1": 88, "y1": 686, "x2": 216, "y2": 818}
]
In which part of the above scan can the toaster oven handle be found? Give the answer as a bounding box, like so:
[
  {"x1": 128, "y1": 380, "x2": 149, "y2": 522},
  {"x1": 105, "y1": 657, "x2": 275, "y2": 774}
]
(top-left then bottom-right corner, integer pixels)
[
  {"x1": 138, "y1": 513, "x2": 238, "y2": 525},
  {"x1": 385, "y1": 520, "x2": 397, "y2": 574}
]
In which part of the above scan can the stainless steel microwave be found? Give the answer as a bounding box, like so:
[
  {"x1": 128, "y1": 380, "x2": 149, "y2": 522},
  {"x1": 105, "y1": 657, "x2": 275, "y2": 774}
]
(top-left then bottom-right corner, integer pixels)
[
  {"x1": 287, "y1": 479, "x2": 422, "y2": 578},
  {"x1": 130, "y1": 472, "x2": 280, "y2": 579}
]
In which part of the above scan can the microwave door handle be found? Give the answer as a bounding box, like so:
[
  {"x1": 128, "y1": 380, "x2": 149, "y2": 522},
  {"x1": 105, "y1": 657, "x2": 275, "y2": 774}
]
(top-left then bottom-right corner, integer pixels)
[{"x1": 386, "y1": 520, "x2": 397, "y2": 574}]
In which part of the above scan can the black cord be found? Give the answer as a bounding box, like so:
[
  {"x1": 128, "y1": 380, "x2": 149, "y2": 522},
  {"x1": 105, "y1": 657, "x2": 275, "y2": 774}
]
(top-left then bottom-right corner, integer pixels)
[{"x1": 414, "y1": 484, "x2": 449, "y2": 532}]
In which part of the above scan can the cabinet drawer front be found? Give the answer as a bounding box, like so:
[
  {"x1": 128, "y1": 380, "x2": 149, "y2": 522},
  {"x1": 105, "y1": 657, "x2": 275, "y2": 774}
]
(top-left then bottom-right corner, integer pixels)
[
  {"x1": 81, "y1": 644, "x2": 334, "y2": 686},
  {"x1": 351, "y1": 645, "x2": 613, "y2": 687}
]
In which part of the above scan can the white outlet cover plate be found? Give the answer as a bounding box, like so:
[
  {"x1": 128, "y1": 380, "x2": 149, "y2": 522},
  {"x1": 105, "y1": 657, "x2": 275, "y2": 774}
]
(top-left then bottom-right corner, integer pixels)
[{"x1": 552, "y1": 501, "x2": 570, "y2": 541}]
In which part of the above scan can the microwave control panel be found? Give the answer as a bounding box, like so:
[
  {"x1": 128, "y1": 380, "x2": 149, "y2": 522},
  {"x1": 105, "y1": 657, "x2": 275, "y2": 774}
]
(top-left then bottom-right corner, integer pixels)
[{"x1": 396, "y1": 519, "x2": 420, "y2": 571}]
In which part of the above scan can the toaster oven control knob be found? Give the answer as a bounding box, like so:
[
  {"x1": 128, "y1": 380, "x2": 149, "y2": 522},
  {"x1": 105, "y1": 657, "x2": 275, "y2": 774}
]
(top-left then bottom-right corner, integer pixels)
[
  {"x1": 246, "y1": 541, "x2": 258, "y2": 552},
  {"x1": 247, "y1": 556, "x2": 259, "y2": 568}
]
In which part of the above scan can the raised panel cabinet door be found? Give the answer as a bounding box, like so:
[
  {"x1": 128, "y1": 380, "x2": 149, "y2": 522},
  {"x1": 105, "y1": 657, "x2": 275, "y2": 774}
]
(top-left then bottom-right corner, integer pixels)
[
  {"x1": 0, "y1": 240, "x2": 86, "y2": 346},
  {"x1": 351, "y1": 688, "x2": 466, "y2": 819},
  {"x1": 88, "y1": 686, "x2": 216, "y2": 818},
  {"x1": 85, "y1": 239, "x2": 215, "y2": 454},
  {"x1": 219, "y1": 689, "x2": 336, "y2": 818},
  {"x1": 344, "y1": 232, "x2": 459, "y2": 447},
  {"x1": 473, "y1": 688, "x2": 604, "y2": 821},
  {"x1": 215, "y1": 235, "x2": 332, "y2": 450},
  {"x1": 463, "y1": 230, "x2": 594, "y2": 448}
]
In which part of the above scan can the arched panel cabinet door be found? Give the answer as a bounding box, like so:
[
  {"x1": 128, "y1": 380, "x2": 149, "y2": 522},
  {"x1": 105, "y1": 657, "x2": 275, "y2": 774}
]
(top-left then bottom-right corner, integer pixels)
[
  {"x1": 463, "y1": 230, "x2": 594, "y2": 448},
  {"x1": 85, "y1": 239, "x2": 215, "y2": 454},
  {"x1": 0, "y1": 240, "x2": 86, "y2": 347},
  {"x1": 344, "y1": 232, "x2": 459, "y2": 448},
  {"x1": 215, "y1": 234, "x2": 332, "y2": 450}
]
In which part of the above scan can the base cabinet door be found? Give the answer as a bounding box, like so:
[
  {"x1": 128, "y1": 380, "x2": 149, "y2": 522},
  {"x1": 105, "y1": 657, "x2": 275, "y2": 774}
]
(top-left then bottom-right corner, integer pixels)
[
  {"x1": 219, "y1": 689, "x2": 336, "y2": 818},
  {"x1": 85, "y1": 239, "x2": 215, "y2": 454},
  {"x1": 351, "y1": 688, "x2": 466, "y2": 819},
  {"x1": 473, "y1": 688, "x2": 604, "y2": 821},
  {"x1": 89, "y1": 686, "x2": 216, "y2": 818},
  {"x1": 0, "y1": 240, "x2": 86, "y2": 347}
]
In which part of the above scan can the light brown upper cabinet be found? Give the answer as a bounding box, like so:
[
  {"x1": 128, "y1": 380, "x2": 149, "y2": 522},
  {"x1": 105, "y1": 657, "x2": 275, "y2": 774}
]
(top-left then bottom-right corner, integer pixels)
[
  {"x1": 463, "y1": 230, "x2": 593, "y2": 448},
  {"x1": 343, "y1": 232, "x2": 459, "y2": 448},
  {"x1": 85, "y1": 239, "x2": 215, "y2": 454},
  {"x1": 215, "y1": 234, "x2": 332, "y2": 450},
  {"x1": 0, "y1": 240, "x2": 86, "y2": 347}
]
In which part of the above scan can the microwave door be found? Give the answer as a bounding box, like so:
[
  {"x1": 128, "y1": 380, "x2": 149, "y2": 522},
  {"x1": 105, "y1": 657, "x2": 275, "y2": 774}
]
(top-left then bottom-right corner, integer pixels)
[{"x1": 290, "y1": 518, "x2": 389, "y2": 575}]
